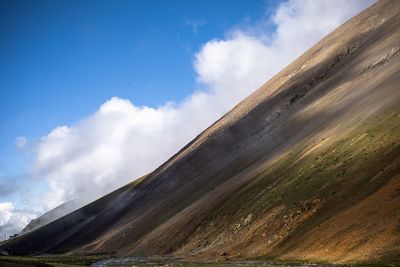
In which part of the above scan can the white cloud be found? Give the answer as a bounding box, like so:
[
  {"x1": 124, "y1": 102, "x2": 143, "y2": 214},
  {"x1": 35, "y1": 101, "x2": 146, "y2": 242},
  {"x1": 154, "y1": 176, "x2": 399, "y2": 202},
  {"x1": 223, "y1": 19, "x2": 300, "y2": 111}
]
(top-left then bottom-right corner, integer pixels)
[
  {"x1": 15, "y1": 136, "x2": 27, "y2": 150},
  {"x1": 16, "y1": 1, "x2": 375, "y2": 217},
  {"x1": 0, "y1": 202, "x2": 39, "y2": 241}
]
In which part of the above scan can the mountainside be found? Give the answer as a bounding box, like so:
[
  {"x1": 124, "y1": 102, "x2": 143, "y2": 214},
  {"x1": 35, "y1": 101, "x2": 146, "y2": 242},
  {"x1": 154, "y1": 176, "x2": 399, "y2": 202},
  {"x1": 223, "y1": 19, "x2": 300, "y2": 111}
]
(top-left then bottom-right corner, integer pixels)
[
  {"x1": 18, "y1": 200, "x2": 79, "y2": 237},
  {"x1": 2, "y1": 0, "x2": 400, "y2": 264}
]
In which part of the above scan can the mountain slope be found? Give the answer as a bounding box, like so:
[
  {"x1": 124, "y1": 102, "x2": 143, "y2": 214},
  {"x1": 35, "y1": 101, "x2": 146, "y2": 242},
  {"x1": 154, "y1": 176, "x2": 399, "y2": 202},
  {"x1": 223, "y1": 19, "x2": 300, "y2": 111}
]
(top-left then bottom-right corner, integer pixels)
[
  {"x1": 18, "y1": 200, "x2": 80, "y2": 237},
  {"x1": 2, "y1": 0, "x2": 400, "y2": 264}
]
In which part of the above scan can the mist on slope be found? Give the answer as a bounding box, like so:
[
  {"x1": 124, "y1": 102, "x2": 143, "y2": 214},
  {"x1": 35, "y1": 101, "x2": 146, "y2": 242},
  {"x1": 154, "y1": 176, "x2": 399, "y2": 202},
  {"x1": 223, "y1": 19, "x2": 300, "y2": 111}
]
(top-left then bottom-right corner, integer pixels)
[{"x1": 0, "y1": 0, "x2": 374, "y2": 240}]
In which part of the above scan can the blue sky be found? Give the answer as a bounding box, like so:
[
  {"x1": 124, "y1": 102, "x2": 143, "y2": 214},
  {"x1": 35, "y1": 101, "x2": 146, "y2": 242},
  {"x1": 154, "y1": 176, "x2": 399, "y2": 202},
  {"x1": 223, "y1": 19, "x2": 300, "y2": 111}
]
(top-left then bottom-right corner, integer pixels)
[
  {"x1": 0, "y1": 0, "x2": 373, "y2": 239},
  {"x1": 0, "y1": 0, "x2": 276, "y2": 178}
]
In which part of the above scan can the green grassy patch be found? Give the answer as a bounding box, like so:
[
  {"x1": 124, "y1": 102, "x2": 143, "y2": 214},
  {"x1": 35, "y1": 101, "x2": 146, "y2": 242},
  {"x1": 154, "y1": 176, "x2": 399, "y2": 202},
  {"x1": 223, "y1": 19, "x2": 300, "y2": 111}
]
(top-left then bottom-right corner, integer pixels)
[
  {"x1": 214, "y1": 112, "x2": 400, "y2": 224},
  {"x1": 0, "y1": 255, "x2": 108, "y2": 267}
]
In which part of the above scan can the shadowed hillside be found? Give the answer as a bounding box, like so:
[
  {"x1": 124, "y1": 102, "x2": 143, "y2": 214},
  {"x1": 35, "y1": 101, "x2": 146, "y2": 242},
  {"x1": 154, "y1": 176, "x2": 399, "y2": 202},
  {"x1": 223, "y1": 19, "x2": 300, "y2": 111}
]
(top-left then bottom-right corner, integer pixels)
[
  {"x1": 1, "y1": 0, "x2": 399, "y2": 264},
  {"x1": 18, "y1": 200, "x2": 80, "y2": 237}
]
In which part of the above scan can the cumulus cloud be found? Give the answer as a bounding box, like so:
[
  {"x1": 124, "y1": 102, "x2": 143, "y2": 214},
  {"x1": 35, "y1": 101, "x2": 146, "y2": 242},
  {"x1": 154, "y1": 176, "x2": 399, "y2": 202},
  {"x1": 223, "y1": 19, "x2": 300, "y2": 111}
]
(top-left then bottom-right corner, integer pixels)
[
  {"x1": 3, "y1": 0, "x2": 374, "y2": 236},
  {"x1": 0, "y1": 202, "x2": 39, "y2": 241}
]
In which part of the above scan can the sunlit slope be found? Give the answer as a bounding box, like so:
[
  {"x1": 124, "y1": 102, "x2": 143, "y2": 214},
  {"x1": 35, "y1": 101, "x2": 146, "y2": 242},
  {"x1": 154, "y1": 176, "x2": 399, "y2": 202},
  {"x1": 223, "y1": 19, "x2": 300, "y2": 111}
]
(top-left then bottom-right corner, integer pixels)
[{"x1": 1, "y1": 0, "x2": 399, "y2": 264}]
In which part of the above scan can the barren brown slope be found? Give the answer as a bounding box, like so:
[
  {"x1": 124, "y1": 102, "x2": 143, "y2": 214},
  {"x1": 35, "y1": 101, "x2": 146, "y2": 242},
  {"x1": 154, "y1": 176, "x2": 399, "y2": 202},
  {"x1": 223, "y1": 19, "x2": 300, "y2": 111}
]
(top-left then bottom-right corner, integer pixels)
[{"x1": 1, "y1": 0, "x2": 400, "y2": 264}]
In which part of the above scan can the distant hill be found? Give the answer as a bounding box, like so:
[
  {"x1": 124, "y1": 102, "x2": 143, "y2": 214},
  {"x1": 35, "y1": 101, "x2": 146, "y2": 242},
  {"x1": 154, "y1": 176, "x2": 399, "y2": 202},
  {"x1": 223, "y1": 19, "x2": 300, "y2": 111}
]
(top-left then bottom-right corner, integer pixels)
[
  {"x1": 2, "y1": 0, "x2": 399, "y2": 264},
  {"x1": 18, "y1": 200, "x2": 79, "y2": 237}
]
